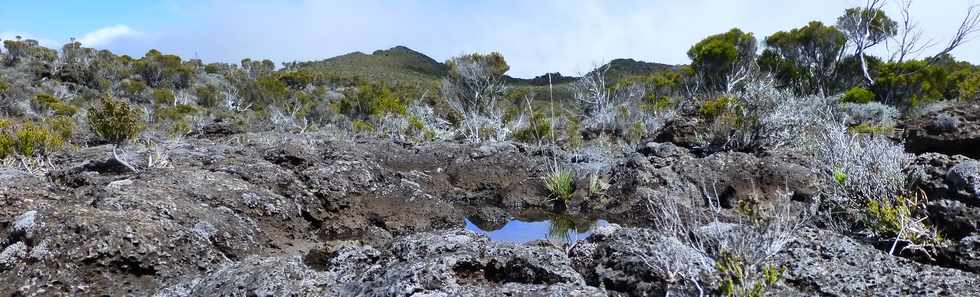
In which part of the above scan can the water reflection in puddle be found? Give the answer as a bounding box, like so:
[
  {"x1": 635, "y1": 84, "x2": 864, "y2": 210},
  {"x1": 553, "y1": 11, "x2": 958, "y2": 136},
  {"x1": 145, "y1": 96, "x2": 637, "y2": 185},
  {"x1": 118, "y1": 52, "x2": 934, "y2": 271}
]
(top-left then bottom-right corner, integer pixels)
[{"x1": 465, "y1": 216, "x2": 608, "y2": 244}]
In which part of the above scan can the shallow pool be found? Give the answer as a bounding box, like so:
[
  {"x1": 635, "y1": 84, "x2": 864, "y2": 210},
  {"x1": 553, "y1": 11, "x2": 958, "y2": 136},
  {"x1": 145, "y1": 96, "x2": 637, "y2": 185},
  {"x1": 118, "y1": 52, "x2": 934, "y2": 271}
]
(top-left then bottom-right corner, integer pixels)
[{"x1": 464, "y1": 216, "x2": 608, "y2": 244}]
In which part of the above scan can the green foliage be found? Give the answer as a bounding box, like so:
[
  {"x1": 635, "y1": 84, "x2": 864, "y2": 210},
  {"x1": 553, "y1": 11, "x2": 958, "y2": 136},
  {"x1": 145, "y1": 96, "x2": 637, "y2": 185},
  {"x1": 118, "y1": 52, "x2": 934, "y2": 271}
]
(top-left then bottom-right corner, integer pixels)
[
  {"x1": 87, "y1": 97, "x2": 144, "y2": 144},
  {"x1": 351, "y1": 119, "x2": 375, "y2": 133},
  {"x1": 586, "y1": 172, "x2": 604, "y2": 198},
  {"x1": 0, "y1": 132, "x2": 12, "y2": 159},
  {"x1": 120, "y1": 79, "x2": 147, "y2": 99},
  {"x1": 14, "y1": 122, "x2": 64, "y2": 157},
  {"x1": 841, "y1": 87, "x2": 876, "y2": 104},
  {"x1": 543, "y1": 167, "x2": 575, "y2": 202},
  {"x1": 957, "y1": 71, "x2": 980, "y2": 100},
  {"x1": 204, "y1": 63, "x2": 233, "y2": 75},
  {"x1": 154, "y1": 104, "x2": 199, "y2": 122},
  {"x1": 513, "y1": 111, "x2": 553, "y2": 144},
  {"x1": 195, "y1": 84, "x2": 221, "y2": 108},
  {"x1": 762, "y1": 21, "x2": 846, "y2": 94},
  {"x1": 848, "y1": 123, "x2": 891, "y2": 135},
  {"x1": 0, "y1": 120, "x2": 14, "y2": 159},
  {"x1": 337, "y1": 82, "x2": 408, "y2": 120},
  {"x1": 565, "y1": 119, "x2": 583, "y2": 150},
  {"x1": 277, "y1": 70, "x2": 315, "y2": 89},
  {"x1": 133, "y1": 49, "x2": 196, "y2": 88},
  {"x1": 3, "y1": 38, "x2": 58, "y2": 66},
  {"x1": 836, "y1": 7, "x2": 898, "y2": 46},
  {"x1": 152, "y1": 88, "x2": 176, "y2": 105},
  {"x1": 688, "y1": 28, "x2": 757, "y2": 91},
  {"x1": 32, "y1": 93, "x2": 78, "y2": 116},
  {"x1": 864, "y1": 194, "x2": 943, "y2": 245},
  {"x1": 285, "y1": 46, "x2": 447, "y2": 85},
  {"x1": 0, "y1": 76, "x2": 8, "y2": 95},
  {"x1": 405, "y1": 115, "x2": 435, "y2": 142},
  {"x1": 716, "y1": 252, "x2": 783, "y2": 297},
  {"x1": 44, "y1": 116, "x2": 76, "y2": 142},
  {"x1": 833, "y1": 169, "x2": 848, "y2": 185},
  {"x1": 699, "y1": 96, "x2": 734, "y2": 119},
  {"x1": 871, "y1": 60, "x2": 953, "y2": 106}
]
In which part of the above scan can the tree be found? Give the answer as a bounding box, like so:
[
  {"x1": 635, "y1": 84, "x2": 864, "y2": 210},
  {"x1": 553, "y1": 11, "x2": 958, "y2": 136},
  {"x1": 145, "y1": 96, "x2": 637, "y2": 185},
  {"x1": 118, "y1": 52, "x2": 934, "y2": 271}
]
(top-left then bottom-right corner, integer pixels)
[
  {"x1": 762, "y1": 21, "x2": 847, "y2": 95},
  {"x1": 441, "y1": 52, "x2": 510, "y2": 142},
  {"x1": 836, "y1": 2, "x2": 897, "y2": 86},
  {"x1": 687, "y1": 28, "x2": 758, "y2": 93},
  {"x1": 241, "y1": 58, "x2": 275, "y2": 79}
]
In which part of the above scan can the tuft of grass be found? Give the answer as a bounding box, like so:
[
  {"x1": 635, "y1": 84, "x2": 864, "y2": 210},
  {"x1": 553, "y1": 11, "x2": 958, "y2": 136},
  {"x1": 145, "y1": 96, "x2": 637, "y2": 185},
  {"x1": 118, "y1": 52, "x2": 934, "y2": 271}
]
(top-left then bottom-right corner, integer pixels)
[
  {"x1": 543, "y1": 166, "x2": 575, "y2": 202},
  {"x1": 587, "y1": 172, "x2": 604, "y2": 198}
]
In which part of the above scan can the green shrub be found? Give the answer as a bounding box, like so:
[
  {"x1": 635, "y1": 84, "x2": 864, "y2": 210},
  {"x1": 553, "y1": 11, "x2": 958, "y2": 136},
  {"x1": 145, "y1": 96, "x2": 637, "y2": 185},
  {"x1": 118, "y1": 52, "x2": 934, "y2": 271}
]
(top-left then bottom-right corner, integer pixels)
[
  {"x1": 848, "y1": 123, "x2": 891, "y2": 135},
  {"x1": 195, "y1": 84, "x2": 221, "y2": 108},
  {"x1": 154, "y1": 104, "x2": 198, "y2": 122},
  {"x1": 716, "y1": 252, "x2": 783, "y2": 297},
  {"x1": 864, "y1": 195, "x2": 942, "y2": 244},
  {"x1": 152, "y1": 88, "x2": 175, "y2": 105},
  {"x1": 33, "y1": 93, "x2": 78, "y2": 116},
  {"x1": 337, "y1": 82, "x2": 408, "y2": 120},
  {"x1": 121, "y1": 79, "x2": 147, "y2": 99},
  {"x1": 0, "y1": 120, "x2": 13, "y2": 158},
  {"x1": 405, "y1": 116, "x2": 434, "y2": 142},
  {"x1": 87, "y1": 97, "x2": 144, "y2": 144},
  {"x1": 626, "y1": 122, "x2": 645, "y2": 143},
  {"x1": 14, "y1": 122, "x2": 63, "y2": 157},
  {"x1": 44, "y1": 116, "x2": 76, "y2": 142},
  {"x1": 0, "y1": 76, "x2": 8, "y2": 94},
  {"x1": 641, "y1": 95, "x2": 673, "y2": 112},
  {"x1": 352, "y1": 119, "x2": 374, "y2": 133},
  {"x1": 0, "y1": 133, "x2": 12, "y2": 159},
  {"x1": 565, "y1": 120, "x2": 583, "y2": 150},
  {"x1": 699, "y1": 96, "x2": 734, "y2": 119},
  {"x1": 958, "y1": 71, "x2": 980, "y2": 100},
  {"x1": 841, "y1": 87, "x2": 875, "y2": 104},
  {"x1": 543, "y1": 166, "x2": 575, "y2": 202},
  {"x1": 513, "y1": 111, "x2": 552, "y2": 144}
]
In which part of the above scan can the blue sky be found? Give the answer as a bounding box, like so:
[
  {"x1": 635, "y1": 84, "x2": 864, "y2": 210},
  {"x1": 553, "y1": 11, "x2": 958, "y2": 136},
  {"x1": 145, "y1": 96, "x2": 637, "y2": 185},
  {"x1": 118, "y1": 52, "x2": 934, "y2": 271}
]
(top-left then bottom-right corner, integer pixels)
[{"x1": 3, "y1": 0, "x2": 978, "y2": 78}]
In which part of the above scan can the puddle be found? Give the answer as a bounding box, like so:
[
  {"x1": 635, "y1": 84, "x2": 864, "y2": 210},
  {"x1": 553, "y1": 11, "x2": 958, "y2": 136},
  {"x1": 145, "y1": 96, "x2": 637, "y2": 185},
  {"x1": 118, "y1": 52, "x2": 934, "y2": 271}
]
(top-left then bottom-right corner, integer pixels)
[{"x1": 465, "y1": 215, "x2": 608, "y2": 244}]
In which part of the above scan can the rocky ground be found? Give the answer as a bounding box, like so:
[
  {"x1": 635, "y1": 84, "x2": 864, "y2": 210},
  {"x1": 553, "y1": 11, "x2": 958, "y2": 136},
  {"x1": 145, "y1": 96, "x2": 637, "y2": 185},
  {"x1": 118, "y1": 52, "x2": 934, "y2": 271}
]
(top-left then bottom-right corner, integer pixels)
[{"x1": 2, "y1": 103, "x2": 980, "y2": 296}]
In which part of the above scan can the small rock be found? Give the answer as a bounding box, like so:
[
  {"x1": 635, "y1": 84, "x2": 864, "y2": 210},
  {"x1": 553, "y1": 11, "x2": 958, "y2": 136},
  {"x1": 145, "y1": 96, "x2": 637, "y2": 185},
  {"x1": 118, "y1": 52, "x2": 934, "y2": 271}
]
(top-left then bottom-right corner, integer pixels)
[{"x1": 946, "y1": 160, "x2": 980, "y2": 200}]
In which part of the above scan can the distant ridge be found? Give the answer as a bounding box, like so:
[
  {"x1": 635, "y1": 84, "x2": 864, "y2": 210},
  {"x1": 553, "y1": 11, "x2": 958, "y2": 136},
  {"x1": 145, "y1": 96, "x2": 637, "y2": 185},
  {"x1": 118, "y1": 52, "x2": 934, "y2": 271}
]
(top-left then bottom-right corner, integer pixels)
[{"x1": 292, "y1": 46, "x2": 680, "y2": 85}]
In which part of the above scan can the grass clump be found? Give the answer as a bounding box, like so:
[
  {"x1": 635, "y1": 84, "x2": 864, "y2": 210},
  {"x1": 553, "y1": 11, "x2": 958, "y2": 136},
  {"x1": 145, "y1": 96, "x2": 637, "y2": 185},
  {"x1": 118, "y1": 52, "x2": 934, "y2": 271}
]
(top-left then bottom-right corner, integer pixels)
[
  {"x1": 864, "y1": 194, "x2": 942, "y2": 244},
  {"x1": 543, "y1": 166, "x2": 575, "y2": 202},
  {"x1": 716, "y1": 252, "x2": 784, "y2": 297}
]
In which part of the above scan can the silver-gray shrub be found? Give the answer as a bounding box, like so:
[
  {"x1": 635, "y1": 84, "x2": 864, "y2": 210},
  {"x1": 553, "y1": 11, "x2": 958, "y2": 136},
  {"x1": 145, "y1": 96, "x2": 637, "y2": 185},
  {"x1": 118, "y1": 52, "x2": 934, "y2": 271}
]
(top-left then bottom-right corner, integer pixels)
[
  {"x1": 440, "y1": 56, "x2": 508, "y2": 143},
  {"x1": 811, "y1": 120, "x2": 910, "y2": 203},
  {"x1": 840, "y1": 101, "x2": 899, "y2": 127},
  {"x1": 712, "y1": 79, "x2": 837, "y2": 152}
]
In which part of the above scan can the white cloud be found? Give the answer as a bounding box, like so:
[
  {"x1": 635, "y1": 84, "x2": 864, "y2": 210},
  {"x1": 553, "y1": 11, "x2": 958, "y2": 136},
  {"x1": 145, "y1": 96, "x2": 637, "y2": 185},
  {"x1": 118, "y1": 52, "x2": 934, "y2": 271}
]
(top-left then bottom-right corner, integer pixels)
[{"x1": 78, "y1": 25, "x2": 139, "y2": 47}]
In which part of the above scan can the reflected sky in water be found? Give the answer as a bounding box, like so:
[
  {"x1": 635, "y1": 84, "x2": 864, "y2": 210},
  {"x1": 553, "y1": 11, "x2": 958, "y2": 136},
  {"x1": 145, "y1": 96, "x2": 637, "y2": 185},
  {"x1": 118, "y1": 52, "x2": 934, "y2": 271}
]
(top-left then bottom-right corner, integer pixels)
[{"x1": 465, "y1": 217, "x2": 608, "y2": 244}]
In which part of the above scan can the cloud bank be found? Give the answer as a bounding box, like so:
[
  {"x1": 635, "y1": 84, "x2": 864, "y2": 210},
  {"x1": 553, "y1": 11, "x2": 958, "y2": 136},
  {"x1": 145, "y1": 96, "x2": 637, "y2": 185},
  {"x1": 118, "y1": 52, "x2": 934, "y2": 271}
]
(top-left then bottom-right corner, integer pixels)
[{"x1": 78, "y1": 25, "x2": 139, "y2": 47}]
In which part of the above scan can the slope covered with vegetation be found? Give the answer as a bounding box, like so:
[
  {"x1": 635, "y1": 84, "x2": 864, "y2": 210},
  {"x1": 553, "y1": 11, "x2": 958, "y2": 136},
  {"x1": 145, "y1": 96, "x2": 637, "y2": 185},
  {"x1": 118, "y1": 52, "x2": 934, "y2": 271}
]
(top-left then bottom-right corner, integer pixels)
[{"x1": 2, "y1": 1, "x2": 980, "y2": 296}]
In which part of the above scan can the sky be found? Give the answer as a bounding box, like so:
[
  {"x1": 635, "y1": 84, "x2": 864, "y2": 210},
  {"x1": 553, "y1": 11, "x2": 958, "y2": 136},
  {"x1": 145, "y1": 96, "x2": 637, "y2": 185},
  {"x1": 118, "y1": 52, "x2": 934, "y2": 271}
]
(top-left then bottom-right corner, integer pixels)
[{"x1": 2, "y1": 0, "x2": 978, "y2": 78}]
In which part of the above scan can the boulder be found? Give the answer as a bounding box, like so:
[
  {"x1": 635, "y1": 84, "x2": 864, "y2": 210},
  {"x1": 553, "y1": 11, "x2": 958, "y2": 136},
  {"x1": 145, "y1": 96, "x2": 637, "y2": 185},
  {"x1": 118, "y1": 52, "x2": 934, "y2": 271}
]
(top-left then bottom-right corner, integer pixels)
[{"x1": 904, "y1": 101, "x2": 980, "y2": 158}]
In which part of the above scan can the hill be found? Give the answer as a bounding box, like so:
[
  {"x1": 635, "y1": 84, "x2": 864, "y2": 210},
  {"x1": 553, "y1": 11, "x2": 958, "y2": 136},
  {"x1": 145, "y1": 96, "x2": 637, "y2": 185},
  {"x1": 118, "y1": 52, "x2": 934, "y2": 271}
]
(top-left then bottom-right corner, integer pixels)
[
  {"x1": 291, "y1": 46, "x2": 447, "y2": 85},
  {"x1": 289, "y1": 46, "x2": 681, "y2": 92}
]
